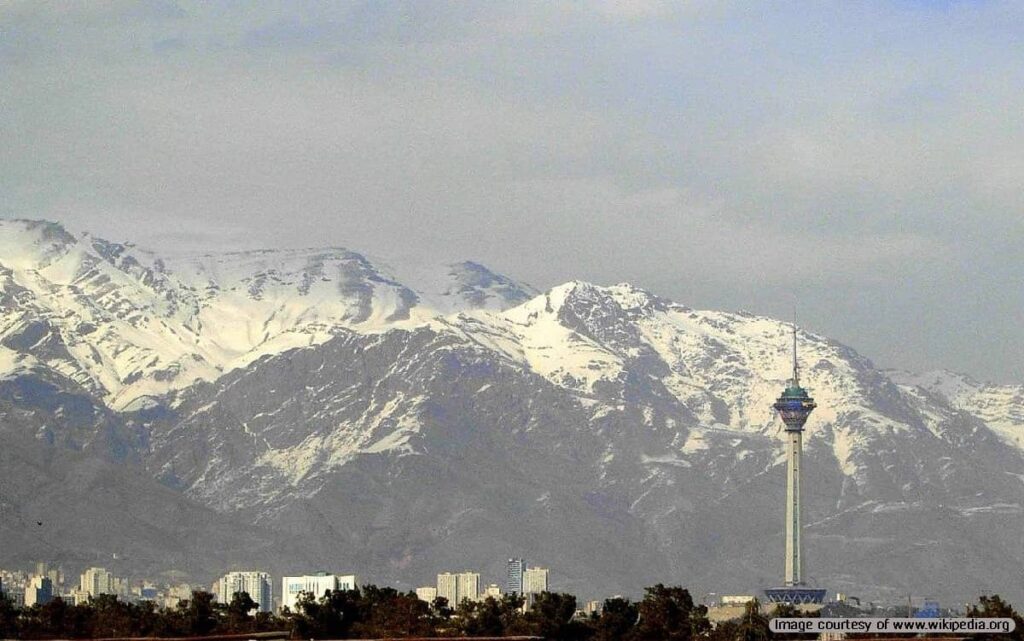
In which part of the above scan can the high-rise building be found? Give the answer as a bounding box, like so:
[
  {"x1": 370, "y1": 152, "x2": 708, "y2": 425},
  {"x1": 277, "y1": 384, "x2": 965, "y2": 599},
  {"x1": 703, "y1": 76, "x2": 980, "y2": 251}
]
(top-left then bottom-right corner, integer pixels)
[
  {"x1": 764, "y1": 325, "x2": 827, "y2": 605},
  {"x1": 436, "y1": 571, "x2": 479, "y2": 606},
  {"x1": 214, "y1": 571, "x2": 273, "y2": 612},
  {"x1": 80, "y1": 567, "x2": 115, "y2": 597},
  {"x1": 280, "y1": 573, "x2": 357, "y2": 612},
  {"x1": 24, "y1": 575, "x2": 53, "y2": 607},
  {"x1": 416, "y1": 586, "x2": 438, "y2": 603},
  {"x1": 506, "y1": 558, "x2": 526, "y2": 594},
  {"x1": 34, "y1": 562, "x2": 62, "y2": 591},
  {"x1": 523, "y1": 567, "x2": 549, "y2": 594},
  {"x1": 459, "y1": 572, "x2": 479, "y2": 603},
  {"x1": 437, "y1": 573, "x2": 458, "y2": 605}
]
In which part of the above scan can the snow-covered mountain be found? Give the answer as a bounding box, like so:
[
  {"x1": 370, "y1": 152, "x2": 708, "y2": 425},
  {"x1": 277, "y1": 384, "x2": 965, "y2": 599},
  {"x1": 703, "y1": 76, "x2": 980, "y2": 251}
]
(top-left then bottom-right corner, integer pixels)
[
  {"x1": 0, "y1": 220, "x2": 533, "y2": 409},
  {"x1": 2, "y1": 219, "x2": 1023, "y2": 603},
  {"x1": 889, "y1": 369, "x2": 1024, "y2": 451}
]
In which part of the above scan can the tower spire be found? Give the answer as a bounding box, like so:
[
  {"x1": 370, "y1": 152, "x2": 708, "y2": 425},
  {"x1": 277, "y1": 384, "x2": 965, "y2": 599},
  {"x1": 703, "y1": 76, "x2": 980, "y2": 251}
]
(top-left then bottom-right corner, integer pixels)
[{"x1": 792, "y1": 320, "x2": 799, "y2": 388}]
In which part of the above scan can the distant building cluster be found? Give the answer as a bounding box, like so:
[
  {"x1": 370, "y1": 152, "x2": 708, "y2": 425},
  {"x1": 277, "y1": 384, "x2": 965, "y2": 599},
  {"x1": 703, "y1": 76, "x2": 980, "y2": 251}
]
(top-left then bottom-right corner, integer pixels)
[
  {"x1": 415, "y1": 558, "x2": 552, "y2": 610},
  {"x1": 0, "y1": 564, "x2": 364, "y2": 615},
  {"x1": 0, "y1": 563, "x2": 195, "y2": 610},
  {"x1": 0, "y1": 557, "x2": 554, "y2": 614},
  {"x1": 0, "y1": 557, "x2": 952, "y2": 623}
]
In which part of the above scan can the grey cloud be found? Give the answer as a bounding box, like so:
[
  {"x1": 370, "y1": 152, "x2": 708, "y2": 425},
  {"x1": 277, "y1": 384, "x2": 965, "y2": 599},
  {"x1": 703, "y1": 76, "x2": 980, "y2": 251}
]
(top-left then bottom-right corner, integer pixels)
[{"x1": 1, "y1": 0, "x2": 1022, "y2": 380}]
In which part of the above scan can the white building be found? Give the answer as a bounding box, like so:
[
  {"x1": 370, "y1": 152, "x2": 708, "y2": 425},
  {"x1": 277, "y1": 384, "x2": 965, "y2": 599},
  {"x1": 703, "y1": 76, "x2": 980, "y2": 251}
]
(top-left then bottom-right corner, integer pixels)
[
  {"x1": 80, "y1": 567, "x2": 115, "y2": 597},
  {"x1": 523, "y1": 567, "x2": 549, "y2": 594},
  {"x1": 24, "y1": 575, "x2": 53, "y2": 607},
  {"x1": 483, "y1": 584, "x2": 502, "y2": 599},
  {"x1": 721, "y1": 595, "x2": 755, "y2": 606},
  {"x1": 415, "y1": 586, "x2": 437, "y2": 603},
  {"x1": 437, "y1": 571, "x2": 480, "y2": 606},
  {"x1": 458, "y1": 572, "x2": 480, "y2": 604},
  {"x1": 437, "y1": 573, "x2": 458, "y2": 605},
  {"x1": 280, "y1": 573, "x2": 357, "y2": 612},
  {"x1": 214, "y1": 571, "x2": 272, "y2": 612}
]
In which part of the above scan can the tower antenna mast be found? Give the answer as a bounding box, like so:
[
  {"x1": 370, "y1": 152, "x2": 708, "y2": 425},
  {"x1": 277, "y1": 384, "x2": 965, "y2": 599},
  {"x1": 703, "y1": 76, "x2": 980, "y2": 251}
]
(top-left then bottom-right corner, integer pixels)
[{"x1": 792, "y1": 312, "x2": 799, "y2": 387}]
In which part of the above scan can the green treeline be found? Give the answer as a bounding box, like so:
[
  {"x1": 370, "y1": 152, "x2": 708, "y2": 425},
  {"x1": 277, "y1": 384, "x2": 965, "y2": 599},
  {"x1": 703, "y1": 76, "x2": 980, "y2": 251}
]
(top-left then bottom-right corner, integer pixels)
[{"x1": 0, "y1": 584, "x2": 1019, "y2": 640}]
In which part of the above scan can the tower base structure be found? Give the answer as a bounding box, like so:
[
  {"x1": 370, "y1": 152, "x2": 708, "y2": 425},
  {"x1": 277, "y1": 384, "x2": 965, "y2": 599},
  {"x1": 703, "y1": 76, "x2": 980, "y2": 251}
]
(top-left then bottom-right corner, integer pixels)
[{"x1": 764, "y1": 587, "x2": 827, "y2": 605}]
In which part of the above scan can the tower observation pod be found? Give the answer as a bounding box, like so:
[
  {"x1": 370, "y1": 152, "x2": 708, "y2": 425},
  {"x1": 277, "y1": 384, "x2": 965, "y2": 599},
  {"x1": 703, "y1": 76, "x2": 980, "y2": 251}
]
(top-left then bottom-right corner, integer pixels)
[{"x1": 764, "y1": 324, "x2": 827, "y2": 605}]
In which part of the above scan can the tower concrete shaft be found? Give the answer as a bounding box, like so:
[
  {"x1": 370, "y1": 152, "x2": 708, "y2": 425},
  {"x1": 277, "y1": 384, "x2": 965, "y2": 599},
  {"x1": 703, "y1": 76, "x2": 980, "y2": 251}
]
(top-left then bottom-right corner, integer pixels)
[{"x1": 785, "y1": 428, "x2": 802, "y2": 585}]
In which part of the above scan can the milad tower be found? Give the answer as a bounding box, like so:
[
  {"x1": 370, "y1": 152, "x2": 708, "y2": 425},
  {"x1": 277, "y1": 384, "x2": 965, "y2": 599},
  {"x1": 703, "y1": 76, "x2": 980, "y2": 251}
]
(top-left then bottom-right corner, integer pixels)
[{"x1": 764, "y1": 325, "x2": 827, "y2": 605}]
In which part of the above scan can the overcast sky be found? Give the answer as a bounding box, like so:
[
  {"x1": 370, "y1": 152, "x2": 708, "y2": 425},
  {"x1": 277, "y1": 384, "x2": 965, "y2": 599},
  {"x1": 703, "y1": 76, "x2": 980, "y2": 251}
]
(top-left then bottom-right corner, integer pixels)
[{"x1": 3, "y1": 1, "x2": 1023, "y2": 381}]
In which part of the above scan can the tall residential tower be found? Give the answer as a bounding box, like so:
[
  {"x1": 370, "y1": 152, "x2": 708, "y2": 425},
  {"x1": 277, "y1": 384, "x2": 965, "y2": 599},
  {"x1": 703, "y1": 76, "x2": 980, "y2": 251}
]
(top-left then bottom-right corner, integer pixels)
[
  {"x1": 214, "y1": 571, "x2": 273, "y2": 612},
  {"x1": 507, "y1": 558, "x2": 526, "y2": 595},
  {"x1": 764, "y1": 325, "x2": 826, "y2": 604}
]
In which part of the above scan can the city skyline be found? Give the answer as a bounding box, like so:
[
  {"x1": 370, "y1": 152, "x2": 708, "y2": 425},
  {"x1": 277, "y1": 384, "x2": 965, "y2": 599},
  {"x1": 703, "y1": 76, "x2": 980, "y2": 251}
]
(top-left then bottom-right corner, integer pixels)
[{"x1": 0, "y1": 558, "x2": 965, "y2": 617}]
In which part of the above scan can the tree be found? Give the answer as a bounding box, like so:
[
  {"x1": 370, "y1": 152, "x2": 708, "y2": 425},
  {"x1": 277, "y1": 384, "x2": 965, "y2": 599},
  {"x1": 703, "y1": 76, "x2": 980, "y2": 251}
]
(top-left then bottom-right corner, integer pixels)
[
  {"x1": 0, "y1": 591, "x2": 18, "y2": 638},
  {"x1": 356, "y1": 585, "x2": 433, "y2": 637},
  {"x1": 428, "y1": 595, "x2": 456, "y2": 634},
  {"x1": 633, "y1": 584, "x2": 710, "y2": 641},
  {"x1": 431, "y1": 595, "x2": 453, "y2": 618},
  {"x1": 524, "y1": 592, "x2": 589, "y2": 641},
  {"x1": 87, "y1": 594, "x2": 136, "y2": 637},
  {"x1": 225, "y1": 591, "x2": 258, "y2": 632},
  {"x1": 591, "y1": 597, "x2": 639, "y2": 641},
  {"x1": 499, "y1": 593, "x2": 528, "y2": 634},
  {"x1": 291, "y1": 587, "x2": 363, "y2": 638},
  {"x1": 707, "y1": 619, "x2": 741, "y2": 641},
  {"x1": 734, "y1": 599, "x2": 770, "y2": 641},
  {"x1": 180, "y1": 590, "x2": 219, "y2": 635},
  {"x1": 967, "y1": 594, "x2": 1024, "y2": 641},
  {"x1": 450, "y1": 594, "x2": 524, "y2": 637},
  {"x1": 455, "y1": 598, "x2": 492, "y2": 637}
]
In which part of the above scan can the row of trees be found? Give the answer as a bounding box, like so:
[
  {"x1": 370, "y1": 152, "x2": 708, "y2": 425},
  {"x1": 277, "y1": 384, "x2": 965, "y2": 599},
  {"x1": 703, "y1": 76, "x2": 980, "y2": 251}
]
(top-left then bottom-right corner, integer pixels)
[
  {"x1": 0, "y1": 591, "x2": 278, "y2": 638},
  {"x1": 0, "y1": 584, "x2": 1018, "y2": 640}
]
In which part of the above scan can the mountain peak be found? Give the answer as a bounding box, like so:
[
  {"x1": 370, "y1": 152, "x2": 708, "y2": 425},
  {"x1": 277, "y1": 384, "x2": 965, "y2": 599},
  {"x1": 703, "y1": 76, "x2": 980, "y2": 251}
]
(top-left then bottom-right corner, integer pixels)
[
  {"x1": 0, "y1": 218, "x2": 79, "y2": 270},
  {"x1": 505, "y1": 280, "x2": 667, "y2": 323}
]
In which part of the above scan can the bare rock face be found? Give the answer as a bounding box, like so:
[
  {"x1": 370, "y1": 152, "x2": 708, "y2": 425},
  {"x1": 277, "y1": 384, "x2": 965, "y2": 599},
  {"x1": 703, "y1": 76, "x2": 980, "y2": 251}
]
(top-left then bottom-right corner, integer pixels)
[{"x1": 1, "y1": 220, "x2": 1023, "y2": 603}]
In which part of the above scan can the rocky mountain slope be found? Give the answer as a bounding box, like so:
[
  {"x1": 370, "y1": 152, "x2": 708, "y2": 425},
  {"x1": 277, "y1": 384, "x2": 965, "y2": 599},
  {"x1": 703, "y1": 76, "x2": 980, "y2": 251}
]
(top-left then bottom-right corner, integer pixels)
[
  {"x1": 147, "y1": 282, "x2": 1024, "y2": 602},
  {"x1": 0, "y1": 359, "x2": 321, "y2": 580},
  {"x1": 1, "y1": 219, "x2": 1022, "y2": 604}
]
